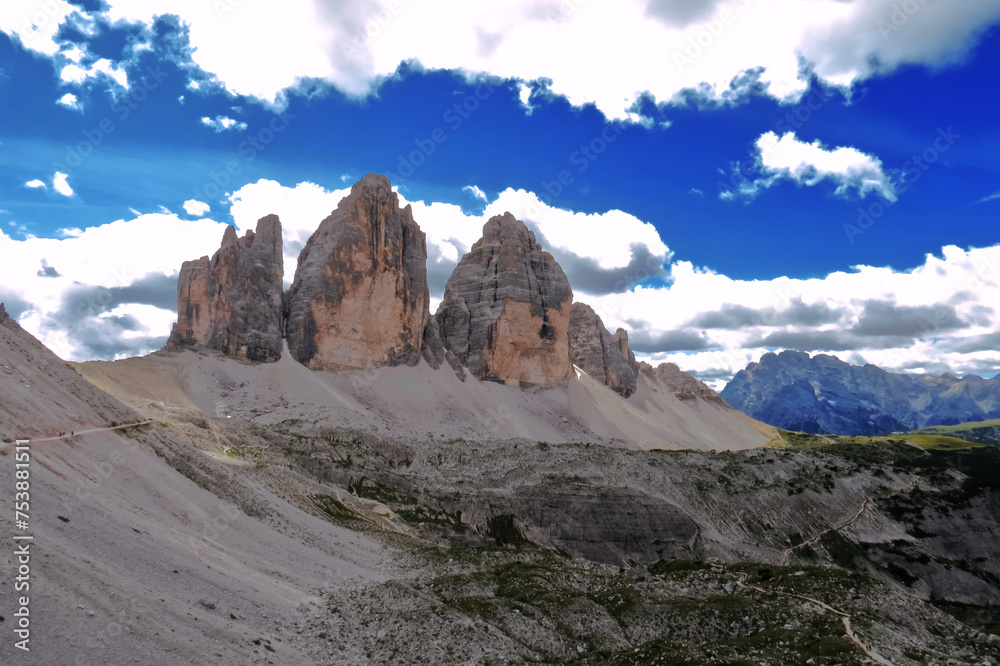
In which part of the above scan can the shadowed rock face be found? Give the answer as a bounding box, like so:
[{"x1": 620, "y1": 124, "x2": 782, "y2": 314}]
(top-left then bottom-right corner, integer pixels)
[
  {"x1": 284, "y1": 173, "x2": 430, "y2": 370},
  {"x1": 569, "y1": 302, "x2": 638, "y2": 397},
  {"x1": 721, "y1": 350, "x2": 1000, "y2": 435},
  {"x1": 436, "y1": 212, "x2": 573, "y2": 386},
  {"x1": 167, "y1": 215, "x2": 284, "y2": 362}
]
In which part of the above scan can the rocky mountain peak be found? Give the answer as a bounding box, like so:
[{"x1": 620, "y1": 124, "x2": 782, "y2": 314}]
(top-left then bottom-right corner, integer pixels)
[
  {"x1": 435, "y1": 212, "x2": 573, "y2": 386},
  {"x1": 480, "y1": 211, "x2": 538, "y2": 248},
  {"x1": 722, "y1": 350, "x2": 1000, "y2": 435},
  {"x1": 166, "y1": 216, "x2": 284, "y2": 362},
  {"x1": 283, "y1": 173, "x2": 429, "y2": 370},
  {"x1": 569, "y1": 302, "x2": 638, "y2": 397}
]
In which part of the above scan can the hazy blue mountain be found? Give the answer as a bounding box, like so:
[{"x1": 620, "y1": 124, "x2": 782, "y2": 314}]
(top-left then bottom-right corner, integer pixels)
[{"x1": 721, "y1": 350, "x2": 1000, "y2": 435}]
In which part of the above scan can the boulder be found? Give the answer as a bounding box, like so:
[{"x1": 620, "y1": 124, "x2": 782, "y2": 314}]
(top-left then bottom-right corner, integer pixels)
[
  {"x1": 436, "y1": 212, "x2": 573, "y2": 386},
  {"x1": 284, "y1": 173, "x2": 430, "y2": 370},
  {"x1": 167, "y1": 215, "x2": 284, "y2": 362},
  {"x1": 569, "y1": 302, "x2": 638, "y2": 397}
]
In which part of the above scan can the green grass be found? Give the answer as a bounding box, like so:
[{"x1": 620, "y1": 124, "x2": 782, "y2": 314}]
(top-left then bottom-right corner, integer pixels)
[
  {"x1": 910, "y1": 418, "x2": 1000, "y2": 433},
  {"x1": 898, "y1": 434, "x2": 982, "y2": 450},
  {"x1": 314, "y1": 494, "x2": 361, "y2": 522},
  {"x1": 771, "y1": 429, "x2": 980, "y2": 452}
]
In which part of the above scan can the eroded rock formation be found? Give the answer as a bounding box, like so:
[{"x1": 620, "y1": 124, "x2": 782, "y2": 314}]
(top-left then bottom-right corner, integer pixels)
[
  {"x1": 436, "y1": 212, "x2": 573, "y2": 386},
  {"x1": 167, "y1": 215, "x2": 284, "y2": 362},
  {"x1": 284, "y1": 173, "x2": 430, "y2": 370},
  {"x1": 641, "y1": 361, "x2": 724, "y2": 403},
  {"x1": 569, "y1": 302, "x2": 638, "y2": 397}
]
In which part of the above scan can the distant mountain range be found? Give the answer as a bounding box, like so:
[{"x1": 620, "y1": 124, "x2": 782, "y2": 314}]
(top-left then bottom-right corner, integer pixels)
[{"x1": 720, "y1": 350, "x2": 1000, "y2": 436}]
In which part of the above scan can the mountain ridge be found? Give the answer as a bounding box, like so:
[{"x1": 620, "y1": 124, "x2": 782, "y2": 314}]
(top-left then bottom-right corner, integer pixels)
[{"x1": 721, "y1": 349, "x2": 1000, "y2": 435}]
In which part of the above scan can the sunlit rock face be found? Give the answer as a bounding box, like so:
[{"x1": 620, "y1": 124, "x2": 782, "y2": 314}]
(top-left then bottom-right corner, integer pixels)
[
  {"x1": 284, "y1": 173, "x2": 430, "y2": 370},
  {"x1": 168, "y1": 214, "x2": 284, "y2": 362},
  {"x1": 436, "y1": 212, "x2": 573, "y2": 386}
]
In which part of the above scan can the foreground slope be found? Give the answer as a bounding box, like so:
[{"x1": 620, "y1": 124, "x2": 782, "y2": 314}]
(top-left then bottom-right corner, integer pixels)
[
  {"x1": 2, "y1": 307, "x2": 997, "y2": 663},
  {"x1": 0, "y1": 308, "x2": 401, "y2": 665}
]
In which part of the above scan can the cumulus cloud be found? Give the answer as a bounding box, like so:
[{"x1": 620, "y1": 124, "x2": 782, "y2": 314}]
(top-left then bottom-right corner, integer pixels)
[
  {"x1": 0, "y1": 214, "x2": 230, "y2": 360},
  {"x1": 182, "y1": 199, "x2": 211, "y2": 216},
  {"x1": 56, "y1": 92, "x2": 81, "y2": 110},
  {"x1": 226, "y1": 179, "x2": 349, "y2": 287},
  {"x1": 25, "y1": 179, "x2": 46, "y2": 189},
  {"x1": 591, "y1": 244, "x2": 1000, "y2": 389},
  {"x1": 52, "y1": 172, "x2": 74, "y2": 197},
  {"x1": 225, "y1": 179, "x2": 672, "y2": 298},
  {"x1": 721, "y1": 131, "x2": 896, "y2": 202},
  {"x1": 0, "y1": 1, "x2": 79, "y2": 56},
  {"x1": 4, "y1": 177, "x2": 1000, "y2": 390},
  {"x1": 200, "y1": 115, "x2": 248, "y2": 132},
  {"x1": 5, "y1": 1, "x2": 997, "y2": 120}
]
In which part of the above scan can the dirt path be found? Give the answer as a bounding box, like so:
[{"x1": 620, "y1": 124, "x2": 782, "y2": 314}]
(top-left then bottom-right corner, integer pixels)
[
  {"x1": 711, "y1": 563, "x2": 895, "y2": 665},
  {"x1": 843, "y1": 616, "x2": 894, "y2": 665},
  {"x1": 24, "y1": 420, "x2": 155, "y2": 442},
  {"x1": 779, "y1": 495, "x2": 873, "y2": 566}
]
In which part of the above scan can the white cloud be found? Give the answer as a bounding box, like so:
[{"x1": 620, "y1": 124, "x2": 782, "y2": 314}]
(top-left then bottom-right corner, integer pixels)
[
  {"x1": 5, "y1": 176, "x2": 1000, "y2": 388},
  {"x1": 59, "y1": 58, "x2": 128, "y2": 89},
  {"x1": 227, "y1": 179, "x2": 350, "y2": 287},
  {"x1": 52, "y1": 172, "x2": 74, "y2": 197},
  {"x1": 463, "y1": 185, "x2": 487, "y2": 201},
  {"x1": 56, "y1": 92, "x2": 81, "y2": 110},
  {"x1": 517, "y1": 82, "x2": 534, "y2": 115},
  {"x1": 84, "y1": 0, "x2": 1000, "y2": 120},
  {"x1": 3, "y1": 0, "x2": 998, "y2": 122},
  {"x1": 974, "y1": 189, "x2": 1000, "y2": 206},
  {"x1": 0, "y1": 213, "x2": 230, "y2": 360},
  {"x1": 590, "y1": 244, "x2": 1000, "y2": 389},
  {"x1": 689, "y1": 188, "x2": 704, "y2": 198},
  {"x1": 722, "y1": 131, "x2": 896, "y2": 202},
  {"x1": 182, "y1": 199, "x2": 211, "y2": 217},
  {"x1": 57, "y1": 227, "x2": 84, "y2": 238},
  {"x1": 25, "y1": 180, "x2": 46, "y2": 189},
  {"x1": 200, "y1": 115, "x2": 248, "y2": 132},
  {"x1": 0, "y1": 1, "x2": 78, "y2": 56}
]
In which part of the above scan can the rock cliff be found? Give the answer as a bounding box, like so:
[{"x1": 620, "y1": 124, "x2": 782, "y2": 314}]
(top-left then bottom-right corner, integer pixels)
[
  {"x1": 435, "y1": 212, "x2": 573, "y2": 386},
  {"x1": 283, "y1": 173, "x2": 429, "y2": 370},
  {"x1": 568, "y1": 302, "x2": 638, "y2": 397},
  {"x1": 167, "y1": 215, "x2": 284, "y2": 362}
]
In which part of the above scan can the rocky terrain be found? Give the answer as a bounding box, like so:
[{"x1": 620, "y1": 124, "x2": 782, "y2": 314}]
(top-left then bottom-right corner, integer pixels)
[
  {"x1": 284, "y1": 173, "x2": 430, "y2": 371},
  {"x1": 569, "y1": 302, "x2": 638, "y2": 397},
  {"x1": 722, "y1": 349, "x2": 1000, "y2": 435},
  {"x1": 167, "y1": 215, "x2": 284, "y2": 362},
  {"x1": 2, "y1": 290, "x2": 998, "y2": 664},
  {"x1": 436, "y1": 212, "x2": 574, "y2": 386}
]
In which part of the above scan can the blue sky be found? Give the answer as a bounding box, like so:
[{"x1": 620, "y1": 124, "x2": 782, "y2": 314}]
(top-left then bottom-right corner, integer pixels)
[{"x1": 1, "y1": 0, "x2": 999, "y2": 387}]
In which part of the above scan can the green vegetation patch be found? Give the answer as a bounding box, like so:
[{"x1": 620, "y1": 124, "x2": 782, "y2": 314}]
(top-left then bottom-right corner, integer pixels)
[{"x1": 313, "y1": 494, "x2": 361, "y2": 522}]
